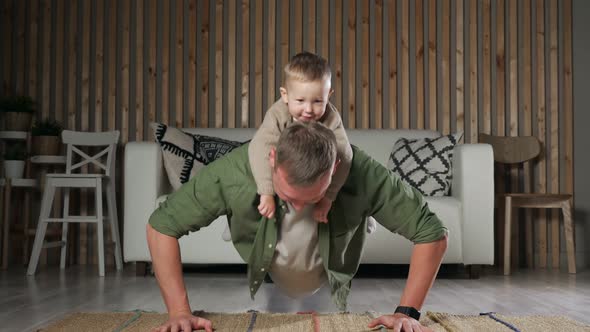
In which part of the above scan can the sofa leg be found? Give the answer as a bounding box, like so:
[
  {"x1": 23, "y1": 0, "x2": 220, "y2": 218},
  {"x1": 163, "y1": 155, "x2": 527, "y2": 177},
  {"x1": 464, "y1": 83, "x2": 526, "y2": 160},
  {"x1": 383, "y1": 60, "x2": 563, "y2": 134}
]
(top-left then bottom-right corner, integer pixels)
[
  {"x1": 467, "y1": 265, "x2": 481, "y2": 279},
  {"x1": 136, "y1": 262, "x2": 148, "y2": 276}
]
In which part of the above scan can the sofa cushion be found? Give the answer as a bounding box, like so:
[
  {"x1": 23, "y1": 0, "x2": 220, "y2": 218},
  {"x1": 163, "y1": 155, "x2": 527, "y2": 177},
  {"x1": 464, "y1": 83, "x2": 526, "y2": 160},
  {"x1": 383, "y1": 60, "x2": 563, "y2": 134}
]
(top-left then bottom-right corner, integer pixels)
[
  {"x1": 151, "y1": 123, "x2": 244, "y2": 190},
  {"x1": 387, "y1": 132, "x2": 462, "y2": 196}
]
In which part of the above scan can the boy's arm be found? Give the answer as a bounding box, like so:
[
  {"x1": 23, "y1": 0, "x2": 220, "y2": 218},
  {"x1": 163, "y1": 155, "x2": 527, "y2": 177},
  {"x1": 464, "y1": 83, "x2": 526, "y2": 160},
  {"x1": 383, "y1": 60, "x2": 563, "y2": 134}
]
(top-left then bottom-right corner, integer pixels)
[
  {"x1": 248, "y1": 103, "x2": 286, "y2": 196},
  {"x1": 323, "y1": 106, "x2": 353, "y2": 201}
]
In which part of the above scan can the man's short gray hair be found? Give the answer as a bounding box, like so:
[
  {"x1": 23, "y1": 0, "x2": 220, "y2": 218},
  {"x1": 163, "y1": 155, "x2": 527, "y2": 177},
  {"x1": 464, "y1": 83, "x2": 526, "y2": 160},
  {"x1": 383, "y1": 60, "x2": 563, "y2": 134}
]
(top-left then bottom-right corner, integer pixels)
[{"x1": 275, "y1": 122, "x2": 337, "y2": 187}]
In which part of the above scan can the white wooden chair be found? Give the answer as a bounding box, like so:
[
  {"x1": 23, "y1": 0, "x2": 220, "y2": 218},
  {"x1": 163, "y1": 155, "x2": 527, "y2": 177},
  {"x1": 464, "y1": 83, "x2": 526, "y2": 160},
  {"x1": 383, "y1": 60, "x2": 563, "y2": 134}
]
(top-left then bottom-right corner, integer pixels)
[{"x1": 27, "y1": 130, "x2": 123, "y2": 276}]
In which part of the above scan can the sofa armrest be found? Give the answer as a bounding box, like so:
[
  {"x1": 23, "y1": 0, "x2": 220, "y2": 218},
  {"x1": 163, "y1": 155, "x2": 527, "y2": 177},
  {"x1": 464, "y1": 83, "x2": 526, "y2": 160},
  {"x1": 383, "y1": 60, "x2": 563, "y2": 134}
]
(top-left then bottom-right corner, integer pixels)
[
  {"x1": 123, "y1": 141, "x2": 171, "y2": 262},
  {"x1": 451, "y1": 143, "x2": 495, "y2": 265}
]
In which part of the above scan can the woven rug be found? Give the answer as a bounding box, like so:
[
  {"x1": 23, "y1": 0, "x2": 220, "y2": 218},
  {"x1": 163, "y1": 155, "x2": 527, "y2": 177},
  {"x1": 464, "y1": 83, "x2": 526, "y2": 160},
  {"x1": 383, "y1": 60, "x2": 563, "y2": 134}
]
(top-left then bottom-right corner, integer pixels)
[{"x1": 37, "y1": 310, "x2": 590, "y2": 332}]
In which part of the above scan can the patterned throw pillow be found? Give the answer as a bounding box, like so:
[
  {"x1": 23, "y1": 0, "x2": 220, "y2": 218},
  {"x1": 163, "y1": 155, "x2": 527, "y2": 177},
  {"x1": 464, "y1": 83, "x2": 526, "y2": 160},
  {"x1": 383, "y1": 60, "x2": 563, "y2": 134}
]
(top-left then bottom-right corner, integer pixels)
[
  {"x1": 387, "y1": 132, "x2": 463, "y2": 196},
  {"x1": 151, "y1": 123, "x2": 244, "y2": 190}
]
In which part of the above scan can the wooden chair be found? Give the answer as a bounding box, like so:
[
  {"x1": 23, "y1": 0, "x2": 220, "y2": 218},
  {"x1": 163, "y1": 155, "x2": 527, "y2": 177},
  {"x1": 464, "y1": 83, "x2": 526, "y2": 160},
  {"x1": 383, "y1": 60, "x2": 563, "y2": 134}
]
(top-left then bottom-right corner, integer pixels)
[
  {"x1": 479, "y1": 134, "x2": 575, "y2": 275},
  {"x1": 27, "y1": 130, "x2": 123, "y2": 276}
]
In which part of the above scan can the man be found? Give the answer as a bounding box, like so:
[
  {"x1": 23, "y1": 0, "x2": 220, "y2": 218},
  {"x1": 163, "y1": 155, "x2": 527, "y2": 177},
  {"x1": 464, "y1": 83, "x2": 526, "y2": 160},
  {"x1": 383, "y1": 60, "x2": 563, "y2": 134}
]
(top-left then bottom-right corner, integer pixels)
[{"x1": 147, "y1": 122, "x2": 448, "y2": 332}]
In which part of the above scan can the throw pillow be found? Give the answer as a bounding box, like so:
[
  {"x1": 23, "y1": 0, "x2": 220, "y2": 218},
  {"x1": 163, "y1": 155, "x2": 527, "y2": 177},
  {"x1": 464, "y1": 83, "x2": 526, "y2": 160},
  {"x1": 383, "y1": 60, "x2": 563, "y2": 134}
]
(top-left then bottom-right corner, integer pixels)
[
  {"x1": 151, "y1": 123, "x2": 244, "y2": 190},
  {"x1": 387, "y1": 132, "x2": 463, "y2": 196}
]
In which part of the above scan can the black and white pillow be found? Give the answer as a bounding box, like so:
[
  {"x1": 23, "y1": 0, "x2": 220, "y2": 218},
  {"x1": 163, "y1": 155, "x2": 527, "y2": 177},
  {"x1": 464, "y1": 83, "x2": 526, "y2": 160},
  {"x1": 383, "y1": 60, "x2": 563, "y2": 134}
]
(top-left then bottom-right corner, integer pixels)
[
  {"x1": 387, "y1": 133, "x2": 463, "y2": 196},
  {"x1": 151, "y1": 123, "x2": 244, "y2": 190}
]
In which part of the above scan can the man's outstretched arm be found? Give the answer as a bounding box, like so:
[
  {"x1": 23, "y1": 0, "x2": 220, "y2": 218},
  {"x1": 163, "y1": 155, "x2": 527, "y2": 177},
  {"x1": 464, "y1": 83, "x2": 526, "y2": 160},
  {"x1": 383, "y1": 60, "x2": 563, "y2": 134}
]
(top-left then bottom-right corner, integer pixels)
[
  {"x1": 368, "y1": 235, "x2": 448, "y2": 331},
  {"x1": 146, "y1": 224, "x2": 213, "y2": 332}
]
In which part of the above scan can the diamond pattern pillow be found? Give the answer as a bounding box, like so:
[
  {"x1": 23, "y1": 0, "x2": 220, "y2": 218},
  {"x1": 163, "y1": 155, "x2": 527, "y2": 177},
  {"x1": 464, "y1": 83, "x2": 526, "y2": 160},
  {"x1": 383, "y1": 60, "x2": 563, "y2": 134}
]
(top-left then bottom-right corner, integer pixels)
[
  {"x1": 387, "y1": 132, "x2": 463, "y2": 196},
  {"x1": 151, "y1": 123, "x2": 244, "y2": 190}
]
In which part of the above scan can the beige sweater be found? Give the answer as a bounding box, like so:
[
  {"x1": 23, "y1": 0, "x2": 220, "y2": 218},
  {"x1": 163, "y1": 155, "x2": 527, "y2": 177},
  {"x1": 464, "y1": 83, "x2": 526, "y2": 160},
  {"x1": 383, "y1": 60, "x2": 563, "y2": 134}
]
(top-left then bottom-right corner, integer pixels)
[{"x1": 248, "y1": 99, "x2": 353, "y2": 201}]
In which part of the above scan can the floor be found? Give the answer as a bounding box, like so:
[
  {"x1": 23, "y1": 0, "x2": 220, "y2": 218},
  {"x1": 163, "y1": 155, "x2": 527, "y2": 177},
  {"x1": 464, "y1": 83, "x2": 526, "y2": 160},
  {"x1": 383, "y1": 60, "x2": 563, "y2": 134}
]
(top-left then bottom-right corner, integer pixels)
[{"x1": 1, "y1": 264, "x2": 589, "y2": 332}]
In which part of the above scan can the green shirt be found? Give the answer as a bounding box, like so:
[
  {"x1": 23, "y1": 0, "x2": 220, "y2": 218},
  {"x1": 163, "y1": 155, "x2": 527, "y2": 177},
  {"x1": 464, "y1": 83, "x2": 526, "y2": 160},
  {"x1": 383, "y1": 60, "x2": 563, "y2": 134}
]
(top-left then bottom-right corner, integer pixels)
[{"x1": 149, "y1": 144, "x2": 447, "y2": 310}]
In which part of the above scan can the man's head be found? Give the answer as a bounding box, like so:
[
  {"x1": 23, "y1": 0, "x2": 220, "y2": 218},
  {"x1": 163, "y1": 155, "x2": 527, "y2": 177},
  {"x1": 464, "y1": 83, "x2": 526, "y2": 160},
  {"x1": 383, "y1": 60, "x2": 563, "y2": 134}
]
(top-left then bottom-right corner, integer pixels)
[
  {"x1": 280, "y1": 52, "x2": 333, "y2": 122},
  {"x1": 269, "y1": 122, "x2": 339, "y2": 211}
]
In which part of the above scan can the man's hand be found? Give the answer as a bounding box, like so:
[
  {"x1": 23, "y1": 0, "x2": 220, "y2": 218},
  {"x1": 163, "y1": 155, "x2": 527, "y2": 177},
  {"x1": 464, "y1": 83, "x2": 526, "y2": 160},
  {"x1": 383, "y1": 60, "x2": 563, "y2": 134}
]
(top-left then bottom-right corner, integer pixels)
[
  {"x1": 258, "y1": 194, "x2": 276, "y2": 218},
  {"x1": 153, "y1": 311, "x2": 213, "y2": 332},
  {"x1": 313, "y1": 196, "x2": 332, "y2": 223},
  {"x1": 368, "y1": 313, "x2": 432, "y2": 332}
]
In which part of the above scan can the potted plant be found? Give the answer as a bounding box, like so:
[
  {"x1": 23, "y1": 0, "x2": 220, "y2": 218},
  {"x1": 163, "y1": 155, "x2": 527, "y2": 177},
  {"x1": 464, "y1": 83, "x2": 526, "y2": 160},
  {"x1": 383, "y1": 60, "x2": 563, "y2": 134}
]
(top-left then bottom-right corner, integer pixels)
[
  {"x1": 0, "y1": 95, "x2": 36, "y2": 131},
  {"x1": 31, "y1": 118, "x2": 63, "y2": 156},
  {"x1": 3, "y1": 142, "x2": 27, "y2": 178}
]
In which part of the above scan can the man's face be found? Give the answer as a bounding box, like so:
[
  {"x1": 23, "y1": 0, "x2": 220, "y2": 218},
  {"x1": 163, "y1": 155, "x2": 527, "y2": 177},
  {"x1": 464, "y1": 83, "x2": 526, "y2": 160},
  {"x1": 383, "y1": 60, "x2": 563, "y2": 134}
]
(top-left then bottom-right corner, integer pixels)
[
  {"x1": 280, "y1": 78, "x2": 333, "y2": 122},
  {"x1": 269, "y1": 148, "x2": 335, "y2": 212}
]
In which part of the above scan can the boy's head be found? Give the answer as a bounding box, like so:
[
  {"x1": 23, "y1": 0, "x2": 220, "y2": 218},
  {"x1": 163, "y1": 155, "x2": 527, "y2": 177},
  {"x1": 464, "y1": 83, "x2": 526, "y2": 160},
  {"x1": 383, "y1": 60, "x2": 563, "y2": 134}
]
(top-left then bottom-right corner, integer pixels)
[{"x1": 280, "y1": 52, "x2": 333, "y2": 122}]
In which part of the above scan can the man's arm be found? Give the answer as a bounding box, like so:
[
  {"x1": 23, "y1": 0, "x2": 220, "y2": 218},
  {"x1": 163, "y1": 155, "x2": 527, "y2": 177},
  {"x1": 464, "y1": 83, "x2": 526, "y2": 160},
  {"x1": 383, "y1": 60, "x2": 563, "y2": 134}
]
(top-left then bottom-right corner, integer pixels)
[
  {"x1": 147, "y1": 224, "x2": 213, "y2": 332},
  {"x1": 400, "y1": 235, "x2": 448, "y2": 309},
  {"x1": 368, "y1": 235, "x2": 447, "y2": 331},
  {"x1": 147, "y1": 223, "x2": 191, "y2": 315}
]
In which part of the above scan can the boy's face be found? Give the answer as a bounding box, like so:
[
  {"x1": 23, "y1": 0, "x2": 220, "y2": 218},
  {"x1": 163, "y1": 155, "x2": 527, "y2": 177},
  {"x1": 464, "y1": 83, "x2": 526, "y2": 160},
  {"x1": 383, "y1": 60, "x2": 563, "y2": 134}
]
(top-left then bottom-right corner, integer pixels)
[{"x1": 280, "y1": 78, "x2": 333, "y2": 122}]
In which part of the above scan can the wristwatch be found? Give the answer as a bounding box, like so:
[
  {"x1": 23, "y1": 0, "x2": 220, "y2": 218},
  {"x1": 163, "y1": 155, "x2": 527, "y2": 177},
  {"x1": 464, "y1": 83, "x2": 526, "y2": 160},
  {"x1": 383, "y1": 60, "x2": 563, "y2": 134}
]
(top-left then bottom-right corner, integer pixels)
[{"x1": 394, "y1": 306, "x2": 421, "y2": 320}]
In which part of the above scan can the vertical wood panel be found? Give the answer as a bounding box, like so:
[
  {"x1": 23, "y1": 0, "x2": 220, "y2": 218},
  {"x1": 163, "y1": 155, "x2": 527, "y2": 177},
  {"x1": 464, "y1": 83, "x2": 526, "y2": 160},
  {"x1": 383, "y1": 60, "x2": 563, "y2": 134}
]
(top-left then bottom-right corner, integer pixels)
[
  {"x1": 549, "y1": 0, "x2": 559, "y2": 269},
  {"x1": 536, "y1": 0, "x2": 548, "y2": 268},
  {"x1": 441, "y1": 0, "x2": 450, "y2": 134},
  {"x1": 135, "y1": 0, "x2": 143, "y2": 140},
  {"x1": 482, "y1": 0, "x2": 491, "y2": 134},
  {"x1": 415, "y1": 0, "x2": 424, "y2": 129},
  {"x1": 240, "y1": 0, "x2": 249, "y2": 127},
  {"x1": 334, "y1": 0, "x2": 343, "y2": 115},
  {"x1": 54, "y1": 0, "x2": 64, "y2": 119},
  {"x1": 147, "y1": 0, "x2": 156, "y2": 129},
  {"x1": 107, "y1": 0, "x2": 116, "y2": 130},
  {"x1": 121, "y1": 0, "x2": 129, "y2": 141},
  {"x1": 266, "y1": 0, "x2": 276, "y2": 108},
  {"x1": 308, "y1": 0, "x2": 316, "y2": 53},
  {"x1": 375, "y1": 0, "x2": 383, "y2": 129},
  {"x1": 456, "y1": 0, "x2": 464, "y2": 134},
  {"x1": 496, "y1": 0, "x2": 505, "y2": 137},
  {"x1": 348, "y1": 0, "x2": 356, "y2": 128},
  {"x1": 293, "y1": 0, "x2": 302, "y2": 55},
  {"x1": 280, "y1": 0, "x2": 289, "y2": 87},
  {"x1": 320, "y1": 0, "x2": 329, "y2": 60},
  {"x1": 468, "y1": 0, "x2": 477, "y2": 142},
  {"x1": 1, "y1": 1, "x2": 13, "y2": 95},
  {"x1": 95, "y1": 0, "x2": 104, "y2": 133},
  {"x1": 428, "y1": 0, "x2": 436, "y2": 131},
  {"x1": 188, "y1": 0, "x2": 196, "y2": 128},
  {"x1": 361, "y1": 0, "x2": 369, "y2": 129},
  {"x1": 176, "y1": 0, "x2": 184, "y2": 128},
  {"x1": 400, "y1": 0, "x2": 409, "y2": 129},
  {"x1": 227, "y1": 0, "x2": 235, "y2": 127},
  {"x1": 41, "y1": 0, "x2": 51, "y2": 120},
  {"x1": 15, "y1": 1, "x2": 25, "y2": 94},
  {"x1": 388, "y1": 0, "x2": 396, "y2": 129},
  {"x1": 200, "y1": 0, "x2": 209, "y2": 127},
  {"x1": 254, "y1": 0, "x2": 262, "y2": 127},
  {"x1": 27, "y1": 0, "x2": 38, "y2": 100},
  {"x1": 215, "y1": 0, "x2": 223, "y2": 127},
  {"x1": 161, "y1": 0, "x2": 170, "y2": 125},
  {"x1": 564, "y1": 0, "x2": 573, "y2": 198}
]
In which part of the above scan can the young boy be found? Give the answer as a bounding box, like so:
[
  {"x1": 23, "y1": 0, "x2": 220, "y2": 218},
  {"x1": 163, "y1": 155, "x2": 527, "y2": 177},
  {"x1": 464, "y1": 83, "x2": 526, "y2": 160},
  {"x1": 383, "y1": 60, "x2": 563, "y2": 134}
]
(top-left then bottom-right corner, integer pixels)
[
  {"x1": 249, "y1": 52, "x2": 351, "y2": 223},
  {"x1": 219, "y1": 52, "x2": 376, "y2": 242}
]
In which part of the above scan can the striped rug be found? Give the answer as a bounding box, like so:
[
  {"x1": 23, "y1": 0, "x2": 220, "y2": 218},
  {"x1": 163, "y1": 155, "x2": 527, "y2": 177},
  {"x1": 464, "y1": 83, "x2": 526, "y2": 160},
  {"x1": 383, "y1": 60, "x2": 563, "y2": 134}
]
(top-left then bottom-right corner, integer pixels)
[{"x1": 37, "y1": 310, "x2": 590, "y2": 332}]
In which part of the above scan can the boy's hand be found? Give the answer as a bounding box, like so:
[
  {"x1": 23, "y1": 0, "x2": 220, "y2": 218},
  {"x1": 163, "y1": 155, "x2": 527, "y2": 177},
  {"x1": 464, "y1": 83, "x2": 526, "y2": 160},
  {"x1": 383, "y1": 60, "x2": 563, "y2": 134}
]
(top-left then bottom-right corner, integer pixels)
[
  {"x1": 258, "y1": 194, "x2": 276, "y2": 219},
  {"x1": 313, "y1": 197, "x2": 332, "y2": 223}
]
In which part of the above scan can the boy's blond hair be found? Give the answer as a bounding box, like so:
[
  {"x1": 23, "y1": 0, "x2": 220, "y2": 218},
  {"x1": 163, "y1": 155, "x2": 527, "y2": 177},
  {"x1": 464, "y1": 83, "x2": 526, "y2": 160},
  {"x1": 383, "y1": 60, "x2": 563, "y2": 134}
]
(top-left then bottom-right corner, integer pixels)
[{"x1": 283, "y1": 52, "x2": 332, "y2": 84}]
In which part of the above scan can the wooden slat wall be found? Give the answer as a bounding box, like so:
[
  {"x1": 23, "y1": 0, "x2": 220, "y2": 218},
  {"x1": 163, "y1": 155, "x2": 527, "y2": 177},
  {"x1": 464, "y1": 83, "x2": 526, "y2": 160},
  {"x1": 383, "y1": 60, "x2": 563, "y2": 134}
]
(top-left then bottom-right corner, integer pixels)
[{"x1": 0, "y1": 0, "x2": 575, "y2": 268}]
